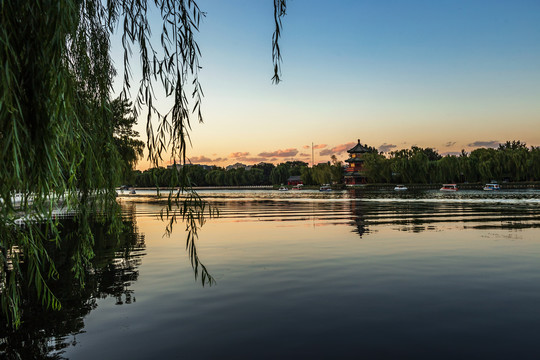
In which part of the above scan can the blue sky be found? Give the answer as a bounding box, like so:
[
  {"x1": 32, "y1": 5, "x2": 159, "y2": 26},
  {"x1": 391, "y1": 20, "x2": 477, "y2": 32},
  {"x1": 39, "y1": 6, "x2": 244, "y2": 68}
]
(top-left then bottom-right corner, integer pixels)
[{"x1": 111, "y1": 0, "x2": 540, "y2": 168}]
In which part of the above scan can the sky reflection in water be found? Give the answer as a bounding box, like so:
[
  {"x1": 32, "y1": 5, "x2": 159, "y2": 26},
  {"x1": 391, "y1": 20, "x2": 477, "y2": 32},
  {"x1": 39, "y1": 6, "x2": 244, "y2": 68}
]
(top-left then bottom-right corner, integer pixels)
[{"x1": 3, "y1": 189, "x2": 540, "y2": 359}]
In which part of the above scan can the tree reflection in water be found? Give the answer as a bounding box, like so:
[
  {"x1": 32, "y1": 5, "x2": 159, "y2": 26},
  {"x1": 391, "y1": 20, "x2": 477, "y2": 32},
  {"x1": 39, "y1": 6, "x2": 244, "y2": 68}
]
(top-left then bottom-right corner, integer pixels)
[
  {"x1": 0, "y1": 203, "x2": 145, "y2": 359},
  {"x1": 347, "y1": 189, "x2": 370, "y2": 238}
]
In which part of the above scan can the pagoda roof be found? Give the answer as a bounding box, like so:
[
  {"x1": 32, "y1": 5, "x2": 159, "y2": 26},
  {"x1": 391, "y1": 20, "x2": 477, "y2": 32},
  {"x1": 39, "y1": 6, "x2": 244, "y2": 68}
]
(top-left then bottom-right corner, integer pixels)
[
  {"x1": 344, "y1": 171, "x2": 366, "y2": 177},
  {"x1": 347, "y1": 139, "x2": 371, "y2": 154},
  {"x1": 345, "y1": 157, "x2": 364, "y2": 163}
]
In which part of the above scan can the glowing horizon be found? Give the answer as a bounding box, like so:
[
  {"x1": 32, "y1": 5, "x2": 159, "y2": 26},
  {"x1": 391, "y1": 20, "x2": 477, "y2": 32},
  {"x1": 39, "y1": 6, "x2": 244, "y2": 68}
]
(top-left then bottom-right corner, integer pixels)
[{"x1": 112, "y1": 1, "x2": 540, "y2": 171}]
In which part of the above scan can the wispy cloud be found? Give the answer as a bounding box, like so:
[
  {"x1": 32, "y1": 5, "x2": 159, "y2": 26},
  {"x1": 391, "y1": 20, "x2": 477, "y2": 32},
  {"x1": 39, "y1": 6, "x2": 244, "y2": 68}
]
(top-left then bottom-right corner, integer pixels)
[
  {"x1": 229, "y1": 151, "x2": 250, "y2": 158},
  {"x1": 189, "y1": 155, "x2": 212, "y2": 163},
  {"x1": 444, "y1": 141, "x2": 456, "y2": 147},
  {"x1": 467, "y1": 140, "x2": 500, "y2": 148},
  {"x1": 303, "y1": 144, "x2": 327, "y2": 149},
  {"x1": 225, "y1": 152, "x2": 273, "y2": 164},
  {"x1": 242, "y1": 156, "x2": 271, "y2": 163},
  {"x1": 258, "y1": 148, "x2": 299, "y2": 158},
  {"x1": 378, "y1": 143, "x2": 397, "y2": 153},
  {"x1": 319, "y1": 142, "x2": 356, "y2": 157},
  {"x1": 189, "y1": 155, "x2": 225, "y2": 164}
]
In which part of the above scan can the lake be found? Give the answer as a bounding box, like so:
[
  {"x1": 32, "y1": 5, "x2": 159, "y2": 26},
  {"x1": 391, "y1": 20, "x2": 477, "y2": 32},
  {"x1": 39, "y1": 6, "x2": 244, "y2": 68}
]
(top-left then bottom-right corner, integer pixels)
[{"x1": 2, "y1": 189, "x2": 540, "y2": 359}]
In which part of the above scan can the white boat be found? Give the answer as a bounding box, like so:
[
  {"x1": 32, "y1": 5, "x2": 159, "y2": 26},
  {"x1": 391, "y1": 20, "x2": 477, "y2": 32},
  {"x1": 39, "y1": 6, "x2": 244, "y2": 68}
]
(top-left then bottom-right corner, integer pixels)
[
  {"x1": 319, "y1": 184, "x2": 332, "y2": 192},
  {"x1": 292, "y1": 184, "x2": 303, "y2": 190},
  {"x1": 394, "y1": 184, "x2": 407, "y2": 191},
  {"x1": 483, "y1": 183, "x2": 500, "y2": 191},
  {"x1": 440, "y1": 184, "x2": 458, "y2": 191},
  {"x1": 278, "y1": 186, "x2": 289, "y2": 191}
]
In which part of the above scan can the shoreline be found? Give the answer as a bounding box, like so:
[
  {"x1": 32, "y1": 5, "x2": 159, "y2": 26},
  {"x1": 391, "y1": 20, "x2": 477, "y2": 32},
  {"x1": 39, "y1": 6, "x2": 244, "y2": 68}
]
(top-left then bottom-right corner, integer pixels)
[{"x1": 124, "y1": 181, "x2": 540, "y2": 192}]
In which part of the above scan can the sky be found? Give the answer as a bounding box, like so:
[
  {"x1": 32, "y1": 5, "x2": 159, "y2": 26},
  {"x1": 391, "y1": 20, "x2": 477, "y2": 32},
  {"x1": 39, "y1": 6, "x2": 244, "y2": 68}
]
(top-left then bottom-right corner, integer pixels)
[{"x1": 111, "y1": 0, "x2": 540, "y2": 170}]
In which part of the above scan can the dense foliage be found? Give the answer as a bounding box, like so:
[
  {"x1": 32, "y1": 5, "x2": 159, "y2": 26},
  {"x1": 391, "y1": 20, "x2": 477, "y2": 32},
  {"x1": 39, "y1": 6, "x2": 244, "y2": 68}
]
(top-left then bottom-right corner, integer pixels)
[
  {"x1": 131, "y1": 141, "x2": 540, "y2": 188},
  {"x1": 131, "y1": 159, "x2": 345, "y2": 187},
  {"x1": 363, "y1": 141, "x2": 540, "y2": 184},
  {"x1": 112, "y1": 98, "x2": 145, "y2": 183}
]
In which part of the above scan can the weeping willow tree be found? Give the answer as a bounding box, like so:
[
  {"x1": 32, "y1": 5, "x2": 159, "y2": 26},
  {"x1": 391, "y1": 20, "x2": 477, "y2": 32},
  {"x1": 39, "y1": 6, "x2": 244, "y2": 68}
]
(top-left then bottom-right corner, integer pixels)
[{"x1": 0, "y1": 0, "x2": 287, "y2": 327}]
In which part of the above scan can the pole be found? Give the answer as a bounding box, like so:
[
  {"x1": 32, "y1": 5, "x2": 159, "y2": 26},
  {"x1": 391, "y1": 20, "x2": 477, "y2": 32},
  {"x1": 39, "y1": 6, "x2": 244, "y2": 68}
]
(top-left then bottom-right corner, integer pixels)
[{"x1": 312, "y1": 142, "x2": 314, "y2": 167}]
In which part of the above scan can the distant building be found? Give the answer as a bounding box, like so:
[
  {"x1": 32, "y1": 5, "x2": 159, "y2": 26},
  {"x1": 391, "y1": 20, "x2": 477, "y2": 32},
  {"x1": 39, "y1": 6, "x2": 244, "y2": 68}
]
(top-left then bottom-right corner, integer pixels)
[
  {"x1": 166, "y1": 164, "x2": 183, "y2": 170},
  {"x1": 196, "y1": 164, "x2": 214, "y2": 171},
  {"x1": 167, "y1": 163, "x2": 213, "y2": 171},
  {"x1": 344, "y1": 139, "x2": 370, "y2": 185},
  {"x1": 286, "y1": 175, "x2": 302, "y2": 186},
  {"x1": 226, "y1": 163, "x2": 251, "y2": 171}
]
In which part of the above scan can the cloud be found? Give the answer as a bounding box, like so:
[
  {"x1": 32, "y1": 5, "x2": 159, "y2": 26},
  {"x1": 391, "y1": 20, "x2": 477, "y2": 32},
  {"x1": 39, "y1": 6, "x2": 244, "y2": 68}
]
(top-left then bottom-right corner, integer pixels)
[
  {"x1": 258, "y1": 148, "x2": 299, "y2": 158},
  {"x1": 319, "y1": 142, "x2": 356, "y2": 157},
  {"x1": 225, "y1": 150, "x2": 289, "y2": 164},
  {"x1": 467, "y1": 140, "x2": 500, "y2": 148},
  {"x1": 241, "y1": 157, "x2": 271, "y2": 163},
  {"x1": 229, "y1": 151, "x2": 250, "y2": 158},
  {"x1": 303, "y1": 144, "x2": 326, "y2": 150},
  {"x1": 378, "y1": 143, "x2": 397, "y2": 153},
  {"x1": 444, "y1": 141, "x2": 456, "y2": 147},
  {"x1": 189, "y1": 155, "x2": 212, "y2": 163},
  {"x1": 189, "y1": 155, "x2": 226, "y2": 164},
  {"x1": 299, "y1": 152, "x2": 310, "y2": 157}
]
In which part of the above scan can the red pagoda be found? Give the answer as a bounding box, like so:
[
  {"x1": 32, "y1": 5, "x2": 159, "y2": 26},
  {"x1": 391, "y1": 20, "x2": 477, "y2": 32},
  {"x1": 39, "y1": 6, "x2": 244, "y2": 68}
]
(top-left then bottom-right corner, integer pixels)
[{"x1": 344, "y1": 139, "x2": 370, "y2": 185}]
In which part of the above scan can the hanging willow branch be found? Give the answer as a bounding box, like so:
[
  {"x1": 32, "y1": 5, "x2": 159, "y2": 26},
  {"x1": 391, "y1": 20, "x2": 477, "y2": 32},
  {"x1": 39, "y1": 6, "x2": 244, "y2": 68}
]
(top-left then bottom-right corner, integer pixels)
[
  {"x1": 0, "y1": 0, "x2": 288, "y2": 327},
  {"x1": 106, "y1": 0, "x2": 206, "y2": 166},
  {"x1": 272, "y1": 0, "x2": 287, "y2": 84}
]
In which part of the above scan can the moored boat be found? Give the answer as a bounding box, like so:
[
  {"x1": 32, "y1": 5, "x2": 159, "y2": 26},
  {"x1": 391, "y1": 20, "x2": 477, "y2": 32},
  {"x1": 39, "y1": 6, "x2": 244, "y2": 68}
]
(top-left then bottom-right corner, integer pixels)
[
  {"x1": 440, "y1": 184, "x2": 458, "y2": 191},
  {"x1": 319, "y1": 184, "x2": 332, "y2": 192},
  {"x1": 278, "y1": 186, "x2": 289, "y2": 191},
  {"x1": 394, "y1": 184, "x2": 407, "y2": 191},
  {"x1": 292, "y1": 184, "x2": 303, "y2": 190},
  {"x1": 483, "y1": 183, "x2": 500, "y2": 191}
]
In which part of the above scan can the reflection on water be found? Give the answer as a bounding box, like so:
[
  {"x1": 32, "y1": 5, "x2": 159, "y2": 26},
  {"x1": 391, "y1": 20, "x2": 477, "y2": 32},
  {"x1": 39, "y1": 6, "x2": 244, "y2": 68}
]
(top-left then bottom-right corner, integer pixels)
[
  {"x1": 0, "y1": 204, "x2": 145, "y2": 359},
  {"x1": 2, "y1": 189, "x2": 540, "y2": 359}
]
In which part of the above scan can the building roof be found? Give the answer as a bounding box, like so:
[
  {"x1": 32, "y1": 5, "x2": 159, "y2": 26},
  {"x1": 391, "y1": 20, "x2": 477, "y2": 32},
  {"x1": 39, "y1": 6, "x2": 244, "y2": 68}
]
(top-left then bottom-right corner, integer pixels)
[
  {"x1": 344, "y1": 172, "x2": 366, "y2": 177},
  {"x1": 287, "y1": 175, "x2": 302, "y2": 181},
  {"x1": 345, "y1": 157, "x2": 364, "y2": 163},
  {"x1": 347, "y1": 139, "x2": 371, "y2": 154}
]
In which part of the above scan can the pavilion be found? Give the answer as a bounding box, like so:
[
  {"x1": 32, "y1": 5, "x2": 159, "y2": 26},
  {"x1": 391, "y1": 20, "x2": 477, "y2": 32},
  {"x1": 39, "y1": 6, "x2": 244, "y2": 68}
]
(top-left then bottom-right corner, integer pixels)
[{"x1": 344, "y1": 139, "x2": 371, "y2": 185}]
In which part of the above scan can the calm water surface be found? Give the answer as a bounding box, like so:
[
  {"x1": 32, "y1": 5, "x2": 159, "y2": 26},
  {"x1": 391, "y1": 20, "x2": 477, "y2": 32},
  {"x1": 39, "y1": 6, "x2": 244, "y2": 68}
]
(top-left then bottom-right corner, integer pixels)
[{"x1": 3, "y1": 189, "x2": 540, "y2": 359}]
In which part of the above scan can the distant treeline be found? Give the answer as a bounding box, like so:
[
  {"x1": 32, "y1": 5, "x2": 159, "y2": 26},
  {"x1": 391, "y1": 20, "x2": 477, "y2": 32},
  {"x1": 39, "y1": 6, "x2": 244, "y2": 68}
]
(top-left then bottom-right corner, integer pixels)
[
  {"x1": 131, "y1": 160, "x2": 343, "y2": 187},
  {"x1": 130, "y1": 141, "x2": 540, "y2": 187},
  {"x1": 364, "y1": 141, "x2": 540, "y2": 184}
]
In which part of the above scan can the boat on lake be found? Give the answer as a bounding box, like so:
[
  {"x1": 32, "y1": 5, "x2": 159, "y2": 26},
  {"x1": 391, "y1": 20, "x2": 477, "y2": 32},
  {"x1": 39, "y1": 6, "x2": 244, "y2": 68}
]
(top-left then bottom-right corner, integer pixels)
[
  {"x1": 319, "y1": 184, "x2": 332, "y2": 192},
  {"x1": 394, "y1": 184, "x2": 408, "y2": 191},
  {"x1": 483, "y1": 183, "x2": 500, "y2": 191},
  {"x1": 440, "y1": 184, "x2": 458, "y2": 191},
  {"x1": 292, "y1": 184, "x2": 303, "y2": 190},
  {"x1": 278, "y1": 186, "x2": 289, "y2": 191}
]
